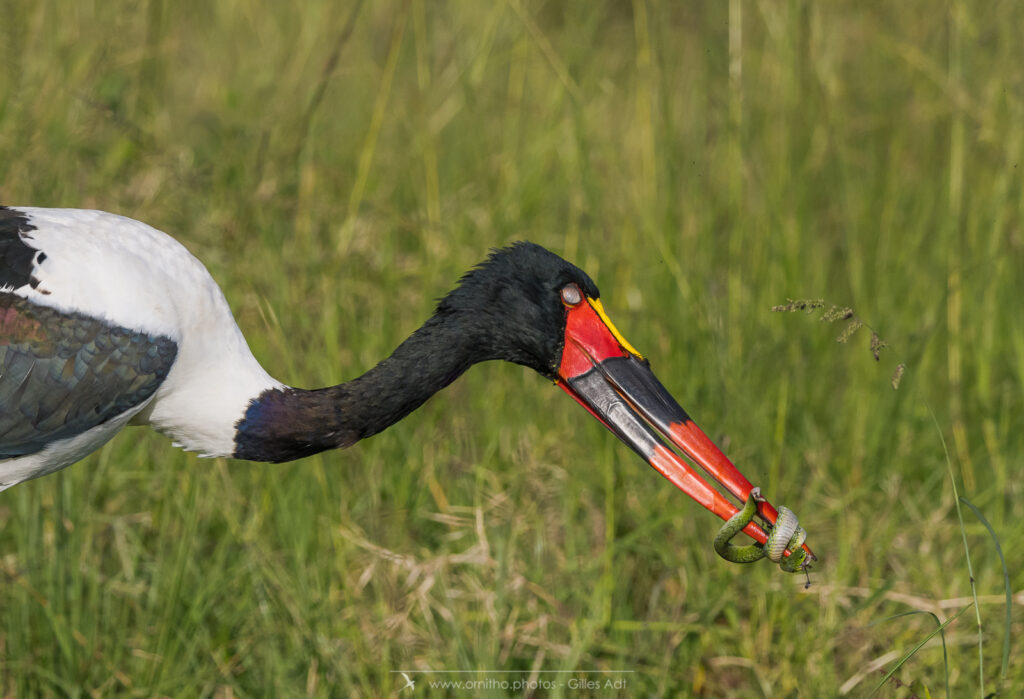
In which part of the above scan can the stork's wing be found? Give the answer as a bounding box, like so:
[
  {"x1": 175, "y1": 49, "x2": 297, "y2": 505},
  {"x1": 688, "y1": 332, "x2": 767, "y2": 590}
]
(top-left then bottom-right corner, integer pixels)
[{"x1": 0, "y1": 294, "x2": 177, "y2": 458}]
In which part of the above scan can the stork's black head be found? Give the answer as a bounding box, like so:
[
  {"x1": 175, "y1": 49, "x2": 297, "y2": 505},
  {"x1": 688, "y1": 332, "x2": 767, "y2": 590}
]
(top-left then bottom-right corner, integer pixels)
[{"x1": 435, "y1": 242, "x2": 603, "y2": 377}]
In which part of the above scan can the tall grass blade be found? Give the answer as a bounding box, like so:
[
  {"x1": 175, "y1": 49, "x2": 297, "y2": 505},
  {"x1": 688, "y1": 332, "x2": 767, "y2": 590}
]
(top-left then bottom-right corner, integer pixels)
[
  {"x1": 959, "y1": 496, "x2": 1012, "y2": 686},
  {"x1": 869, "y1": 604, "x2": 972, "y2": 697},
  {"x1": 930, "y1": 407, "x2": 984, "y2": 696}
]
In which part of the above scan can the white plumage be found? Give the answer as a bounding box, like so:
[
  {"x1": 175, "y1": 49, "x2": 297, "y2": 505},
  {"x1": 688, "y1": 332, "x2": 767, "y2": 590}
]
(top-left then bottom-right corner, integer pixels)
[{"x1": 0, "y1": 208, "x2": 280, "y2": 489}]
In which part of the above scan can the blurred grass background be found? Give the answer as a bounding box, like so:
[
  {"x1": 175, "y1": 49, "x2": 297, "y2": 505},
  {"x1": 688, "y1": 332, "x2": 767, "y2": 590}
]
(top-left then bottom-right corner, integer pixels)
[{"x1": 1, "y1": 0, "x2": 1022, "y2": 696}]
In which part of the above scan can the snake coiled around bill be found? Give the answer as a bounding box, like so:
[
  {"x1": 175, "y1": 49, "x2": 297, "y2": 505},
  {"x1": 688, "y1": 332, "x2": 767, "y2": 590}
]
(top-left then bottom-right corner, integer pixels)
[{"x1": 714, "y1": 487, "x2": 810, "y2": 573}]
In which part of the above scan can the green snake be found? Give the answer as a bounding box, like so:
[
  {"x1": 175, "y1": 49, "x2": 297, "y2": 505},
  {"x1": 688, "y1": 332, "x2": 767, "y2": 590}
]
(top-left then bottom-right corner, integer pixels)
[{"x1": 714, "y1": 487, "x2": 810, "y2": 573}]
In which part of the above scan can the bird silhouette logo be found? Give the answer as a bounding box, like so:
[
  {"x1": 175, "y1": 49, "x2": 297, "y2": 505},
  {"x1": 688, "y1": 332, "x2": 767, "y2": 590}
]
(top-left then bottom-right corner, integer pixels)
[{"x1": 398, "y1": 672, "x2": 415, "y2": 692}]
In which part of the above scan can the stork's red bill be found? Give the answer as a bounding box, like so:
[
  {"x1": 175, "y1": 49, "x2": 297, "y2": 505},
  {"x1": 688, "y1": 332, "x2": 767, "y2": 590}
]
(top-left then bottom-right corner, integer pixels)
[{"x1": 555, "y1": 290, "x2": 815, "y2": 564}]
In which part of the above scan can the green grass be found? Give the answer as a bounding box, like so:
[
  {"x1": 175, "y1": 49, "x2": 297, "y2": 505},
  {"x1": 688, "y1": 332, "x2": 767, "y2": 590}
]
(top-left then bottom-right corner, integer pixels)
[{"x1": 2, "y1": 0, "x2": 1022, "y2": 695}]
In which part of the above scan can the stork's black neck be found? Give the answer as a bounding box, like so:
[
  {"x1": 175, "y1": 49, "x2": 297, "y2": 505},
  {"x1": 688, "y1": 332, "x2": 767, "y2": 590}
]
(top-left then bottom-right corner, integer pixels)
[
  {"x1": 232, "y1": 241, "x2": 597, "y2": 463},
  {"x1": 233, "y1": 313, "x2": 484, "y2": 463}
]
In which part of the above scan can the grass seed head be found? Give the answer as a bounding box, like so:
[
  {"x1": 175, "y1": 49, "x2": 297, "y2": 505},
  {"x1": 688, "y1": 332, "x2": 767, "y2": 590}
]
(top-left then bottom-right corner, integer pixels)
[
  {"x1": 773, "y1": 298, "x2": 904, "y2": 389},
  {"x1": 870, "y1": 332, "x2": 888, "y2": 361},
  {"x1": 836, "y1": 318, "x2": 863, "y2": 343},
  {"x1": 821, "y1": 305, "x2": 855, "y2": 322},
  {"x1": 771, "y1": 298, "x2": 825, "y2": 313},
  {"x1": 891, "y1": 363, "x2": 906, "y2": 390}
]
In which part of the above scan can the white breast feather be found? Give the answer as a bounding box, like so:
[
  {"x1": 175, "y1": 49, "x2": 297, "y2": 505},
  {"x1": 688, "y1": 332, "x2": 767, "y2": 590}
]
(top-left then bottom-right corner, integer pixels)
[{"x1": 8, "y1": 207, "x2": 282, "y2": 458}]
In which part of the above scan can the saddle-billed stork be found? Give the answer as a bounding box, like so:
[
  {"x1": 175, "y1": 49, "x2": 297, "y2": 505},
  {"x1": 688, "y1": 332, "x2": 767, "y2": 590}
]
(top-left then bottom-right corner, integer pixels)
[{"x1": 0, "y1": 206, "x2": 813, "y2": 564}]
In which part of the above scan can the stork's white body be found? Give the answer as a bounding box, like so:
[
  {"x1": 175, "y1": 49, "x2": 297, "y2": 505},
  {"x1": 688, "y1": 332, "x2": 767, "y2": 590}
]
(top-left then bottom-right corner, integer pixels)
[{"x1": 0, "y1": 208, "x2": 280, "y2": 489}]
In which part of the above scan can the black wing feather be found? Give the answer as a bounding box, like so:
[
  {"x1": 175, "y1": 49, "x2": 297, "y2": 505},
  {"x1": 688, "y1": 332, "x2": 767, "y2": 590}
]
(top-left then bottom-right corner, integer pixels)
[{"x1": 0, "y1": 294, "x2": 178, "y2": 458}]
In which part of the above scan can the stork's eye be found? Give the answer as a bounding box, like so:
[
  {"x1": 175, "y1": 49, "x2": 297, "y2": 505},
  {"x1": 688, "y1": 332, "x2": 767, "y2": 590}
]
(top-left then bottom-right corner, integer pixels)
[{"x1": 561, "y1": 283, "x2": 583, "y2": 306}]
